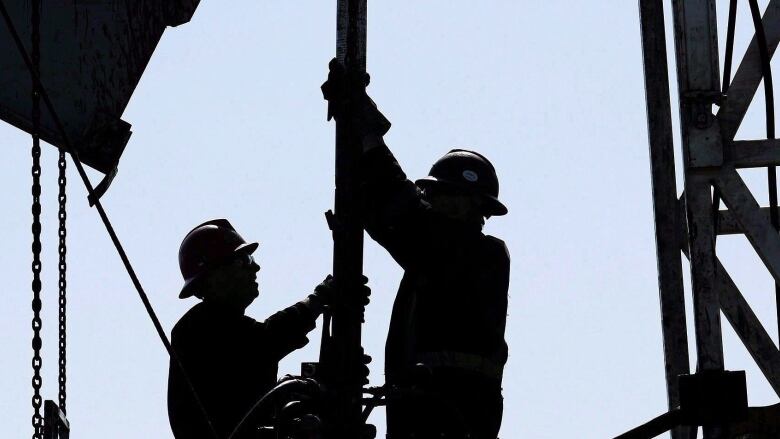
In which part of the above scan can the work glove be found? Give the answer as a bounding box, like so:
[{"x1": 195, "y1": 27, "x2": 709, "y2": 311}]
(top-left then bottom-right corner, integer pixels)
[
  {"x1": 360, "y1": 352, "x2": 372, "y2": 385},
  {"x1": 321, "y1": 58, "x2": 391, "y2": 137},
  {"x1": 311, "y1": 274, "x2": 371, "y2": 307},
  {"x1": 321, "y1": 58, "x2": 369, "y2": 119},
  {"x1": 311, "y1": 274, "x2": 336, "y2": 306}
]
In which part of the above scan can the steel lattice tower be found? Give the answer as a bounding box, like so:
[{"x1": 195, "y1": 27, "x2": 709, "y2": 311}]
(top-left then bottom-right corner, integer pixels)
[{"x1": 637, "y1": 0, "x2": 780, "y2": 437}]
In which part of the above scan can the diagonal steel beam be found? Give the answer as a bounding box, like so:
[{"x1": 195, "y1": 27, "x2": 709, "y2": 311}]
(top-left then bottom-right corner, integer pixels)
[
  {"x1": 678, "y1": 214, "x2": 780, "y2": 396},
  {"x1": 716, "y1": 166, "x2": 780, "y2": 283},
  {"x1": 716, "y1": 261, "x2": 780, "y2": 396},
  {"x1": 679, "y1": 207, "x2": 780, "y2": 397},
  {"x1": 718, "y1": 0, "x2": 780, "y2": 141}
]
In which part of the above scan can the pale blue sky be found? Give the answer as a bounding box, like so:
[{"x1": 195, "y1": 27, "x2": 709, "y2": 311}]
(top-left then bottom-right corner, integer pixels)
[{"x1": 2, "y1": 1, "x2": 779, "y2": 438}]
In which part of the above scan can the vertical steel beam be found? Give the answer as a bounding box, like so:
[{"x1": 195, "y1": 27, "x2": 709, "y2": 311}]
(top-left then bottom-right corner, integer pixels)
[
  {"x1": 671, "y1": 1, "x2": 725, "y2": 437},
  {"x1": 638, "y1": 2, "x2": 691, "y2": 438},
  {"x1": 671, "y1": 0, "x2": 725, "y2": 371}
]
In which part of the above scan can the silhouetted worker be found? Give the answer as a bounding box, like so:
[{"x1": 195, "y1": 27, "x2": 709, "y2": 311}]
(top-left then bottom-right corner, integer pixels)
[
  {"x1": 323, "y1": 62, "x2": 510, "y2": 439},
  {"x1": 167, "y1": 219, "x2": 332, "y2": 439}
]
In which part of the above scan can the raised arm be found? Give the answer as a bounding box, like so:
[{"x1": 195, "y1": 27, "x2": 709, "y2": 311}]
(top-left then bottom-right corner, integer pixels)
[
  {"x1": 321, "y1": 59, "x2": 433, "y2": 268},
  {"x1": 359, "y1": 134, "x2": 431, "y2": 269}
]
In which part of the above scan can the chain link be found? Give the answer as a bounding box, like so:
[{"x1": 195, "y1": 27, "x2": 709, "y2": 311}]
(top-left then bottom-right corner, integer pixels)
[
  {"x1": 58, "y1": 150, "x2": 67, "y2": 414},
  {"x1": 30, "y1": 1, "x2": 43, "y2": 437}
]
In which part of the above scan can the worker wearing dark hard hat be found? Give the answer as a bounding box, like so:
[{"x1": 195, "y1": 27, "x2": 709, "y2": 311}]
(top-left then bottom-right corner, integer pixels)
[
  {"x1": 167, "y1": 219, "x2": 335, "y2": 439},
  {"x1": 323, "y1": 62, "x2": 510, "y2": 439}
]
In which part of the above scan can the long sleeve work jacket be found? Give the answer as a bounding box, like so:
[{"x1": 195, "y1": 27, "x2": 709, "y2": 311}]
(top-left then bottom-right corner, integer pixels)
[{"x1": 167, "y1": 299, "x2": 317, "y2": 438}]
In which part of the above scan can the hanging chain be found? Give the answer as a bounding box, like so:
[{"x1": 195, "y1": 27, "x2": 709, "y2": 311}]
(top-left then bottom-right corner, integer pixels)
[
  {"x1": 30, "y1": 0, "x2": 43, "y2": 437},
  {"x1": 58, "y1": 150, "x2": 67, "y2": 414}
]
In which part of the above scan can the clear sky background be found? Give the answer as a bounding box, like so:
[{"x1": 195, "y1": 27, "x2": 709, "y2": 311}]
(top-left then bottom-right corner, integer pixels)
[{"x1": 2, "y1": 1, "x2": 780, "y2": 438}]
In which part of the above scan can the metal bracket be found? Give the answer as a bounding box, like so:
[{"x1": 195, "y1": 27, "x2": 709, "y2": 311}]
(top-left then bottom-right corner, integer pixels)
[
  {"x1": 87, "y1": 166, "x2": 118, "y2": 207},
  {"x1": 325, "y1": 209, "x2": 340, "y2": 232},
  {"x1": 682, "y1": 92, "x2": 724, "y2": 168},
  {"x1": 679, "y1": 370, "x2": 748, "y2": 425},
  {"x1": 682, "y1": 90, "x2": 725, "y2": 106},
  {"x1": 43, "y1": 400, "x2": 69, "y2": 439}
]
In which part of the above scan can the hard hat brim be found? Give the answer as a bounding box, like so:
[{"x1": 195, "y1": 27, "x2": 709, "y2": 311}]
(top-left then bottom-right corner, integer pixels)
[
  {"x1": 178, "y1": 241, "x2": 259, "y2": 299},
  {"x1": 416, "y1": 177, "x2": 508, "y2": 216}
]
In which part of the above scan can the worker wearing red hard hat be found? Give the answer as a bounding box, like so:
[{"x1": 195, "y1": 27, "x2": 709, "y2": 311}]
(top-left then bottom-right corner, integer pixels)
[{"x1": 167, "y1": 219, "x2": 339, "y2": 439}]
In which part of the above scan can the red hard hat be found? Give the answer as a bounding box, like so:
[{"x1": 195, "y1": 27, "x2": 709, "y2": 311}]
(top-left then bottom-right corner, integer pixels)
[{"x1": 178, "y1": 219, "x2": 258, "y2": 299}]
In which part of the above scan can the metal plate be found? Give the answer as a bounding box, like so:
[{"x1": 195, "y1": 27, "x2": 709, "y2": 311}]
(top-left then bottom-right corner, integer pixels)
[{"x1": 0, "y1": 0, "x2": 199, "y2": 173}]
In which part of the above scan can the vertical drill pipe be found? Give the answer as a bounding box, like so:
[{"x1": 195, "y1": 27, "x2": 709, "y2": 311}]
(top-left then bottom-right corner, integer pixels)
[{"x1": 320, "y1": 0, "x2": 368, "y2": 438}]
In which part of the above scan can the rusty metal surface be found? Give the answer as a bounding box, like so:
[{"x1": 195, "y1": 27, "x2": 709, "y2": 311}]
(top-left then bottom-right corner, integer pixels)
[
  {"x1": 336, "y1": 0, "x2": 366, "y2": 70},
  {"x1": 638, "y1": 2, "x2": 691, "y2": 438},
  {"x1": 683, "y1": 174, "x2": 726, "y2": 371},
  {"x1": 671, "y1": 0, "x2": 725, "y2": 376},
  {"x1": 0, "y1": 1, "x2": 199, "y2": 174},
  {"x1": 677, "y1": 206, "x2": 780, "y2": 398},
  {"x1": 732, "y1": 139, "x2": 780, "y2": 168},
  {"x1": 638, "y1": 0, "x2": 780, "y2": 437},
  {"x1": 716, "y1": 166, "x2": 780, "y2": 283},
  {"x1": 716, "y1": 263, "x2": 780, "y2": 397},
  {"x1": 718, "y1": 206, "x2": 780, "y2": 235}
]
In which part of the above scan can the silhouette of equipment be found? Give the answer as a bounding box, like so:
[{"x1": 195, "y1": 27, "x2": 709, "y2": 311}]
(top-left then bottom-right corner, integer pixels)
[
  {"x1": 313, "y1": 1, "x2": 384, "y2": 438},
  {"x1": 632, "y1": 0, "x2": 780, "y2": 437},
  {"x1": 42, "y1": 401, "x2": 70, "y2": 439},
  {"x1": 0, "y1": 0, "x2": 198, "y2": 202},
  {"x1": 228, "y1": 378, "x2": 322, "y2": 439},
  {"x1": 614, "y1": 371, "x2": 748, "y2": 439},
  {"x1": 0, "y1": 2, "x2": 216, "y2": 438}
]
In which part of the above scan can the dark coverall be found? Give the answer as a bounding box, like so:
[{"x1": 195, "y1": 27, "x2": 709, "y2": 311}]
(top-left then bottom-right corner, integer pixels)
[
  {"x1": 361, "y1": 144, "x2": 510, "y2": 438},
  {"x1": 167, "y1": 300, "x2": 317, "y2": 439}
]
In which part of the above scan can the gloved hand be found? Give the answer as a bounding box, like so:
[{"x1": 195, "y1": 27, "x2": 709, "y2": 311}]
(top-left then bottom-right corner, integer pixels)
[
  {"x1": 311, "y1": 274, "x2": 371, "y2": 307},
  {"x1": 321, "y1": 58, "x2": 391, "y2": 136},
  {"x1": 360, "y1": 352, "x2": 372, "y2": 385},
  {"x1": 311, "y1": 274, "x2": 335, "y2": 306},
  {"x1": 321, "y1": 58, "x2": 369, "y2": 121}
]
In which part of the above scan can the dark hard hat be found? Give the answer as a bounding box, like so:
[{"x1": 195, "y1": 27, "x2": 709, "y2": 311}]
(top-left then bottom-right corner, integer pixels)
[
  {"x1": 178, "y1": 219, "x2": 258, "y2": 299},
  {"x1": 416, "y1": 149, "x2": 508, "y2": 216}
]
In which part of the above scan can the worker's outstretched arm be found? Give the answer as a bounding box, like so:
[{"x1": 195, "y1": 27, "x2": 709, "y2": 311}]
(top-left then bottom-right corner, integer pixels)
[
  {"x1": 322, "y1": 60, "x2": 431, "y2": 269},
  {"x1": 262, "y1": 276, "x2": 335, "y2": 361}
]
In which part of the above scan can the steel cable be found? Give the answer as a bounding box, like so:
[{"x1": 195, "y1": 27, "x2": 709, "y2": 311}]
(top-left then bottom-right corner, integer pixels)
[
  {"x1": 0, "y1": 3, "x2": 220, "y2": 438},
  {"x1": 723, "y1": 0, "x2": 739, "y2": 96}
]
